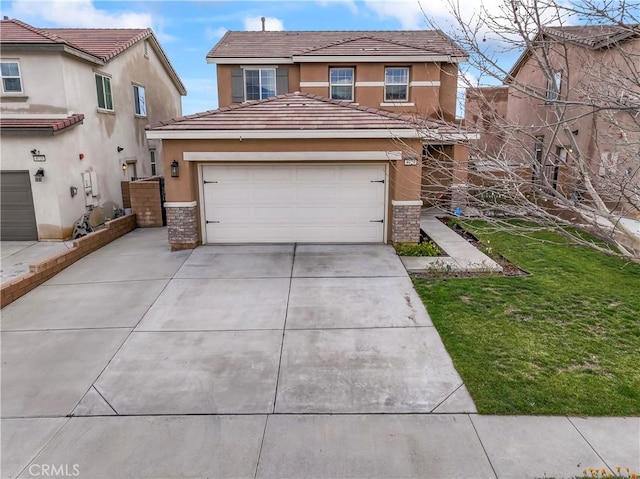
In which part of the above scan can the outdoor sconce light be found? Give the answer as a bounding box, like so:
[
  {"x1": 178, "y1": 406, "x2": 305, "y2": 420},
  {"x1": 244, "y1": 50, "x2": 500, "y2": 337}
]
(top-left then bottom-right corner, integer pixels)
[
  {"x1": 117, "y1": 146, "x2": 124, "y2": 153},
  {"x1": 122, "y1": 163, "x2": 127, "y2": 171},
  {"x1": 170, "y1": 160, "x2": 180, "y2": 178},
  {"x1": 70, "y1": 186, "x2": 78, "y2": 198},
  {"x1": 34, "y1": 168, "x2": 45, "y2": 182}
]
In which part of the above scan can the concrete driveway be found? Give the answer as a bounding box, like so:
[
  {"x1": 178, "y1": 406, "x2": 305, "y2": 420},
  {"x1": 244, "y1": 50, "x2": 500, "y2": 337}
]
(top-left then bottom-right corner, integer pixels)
[{"x1": 3, "y1": 228, "x2": 636, "y2": 478}]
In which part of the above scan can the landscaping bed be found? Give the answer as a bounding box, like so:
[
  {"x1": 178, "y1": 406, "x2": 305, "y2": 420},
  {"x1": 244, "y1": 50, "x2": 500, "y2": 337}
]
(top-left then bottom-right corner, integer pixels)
[{"x1": 412, "y1": 222, "x2": 640, "y2": 415}]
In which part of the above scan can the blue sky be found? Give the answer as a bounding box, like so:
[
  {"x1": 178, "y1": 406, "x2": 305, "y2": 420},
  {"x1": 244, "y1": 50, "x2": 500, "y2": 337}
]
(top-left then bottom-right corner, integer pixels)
[{"x1": 3, "y1": 0, "x2": 529, "y2": 115}]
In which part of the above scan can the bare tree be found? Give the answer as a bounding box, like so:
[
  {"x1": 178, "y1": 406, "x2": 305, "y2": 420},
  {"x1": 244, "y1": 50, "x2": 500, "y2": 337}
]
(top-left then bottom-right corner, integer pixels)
[{"x1": 417, "y1": 0, "x2": 640, "y2": 260}]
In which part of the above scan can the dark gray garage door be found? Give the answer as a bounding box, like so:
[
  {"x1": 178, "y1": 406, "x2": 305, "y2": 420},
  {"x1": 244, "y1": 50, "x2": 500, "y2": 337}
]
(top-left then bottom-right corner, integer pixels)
[{"x1": 1, "y1": 171, "x2": 38, "y2": 241}]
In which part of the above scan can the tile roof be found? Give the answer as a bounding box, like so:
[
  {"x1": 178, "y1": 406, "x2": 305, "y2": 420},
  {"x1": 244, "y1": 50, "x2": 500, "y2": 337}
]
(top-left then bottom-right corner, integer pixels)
[
  {"x1": 147, "y1": 92, "x2": 463, "y2": 137},
  {"x1": 0, "y1": 18, "x2": 186, "y2": 94},
  {"x1": 0, "y1": 114, "x2": 85, "y2": 134},
  {"x1": 45, "y1": 28, "x2": 151, "y2": 62},
  {"x1": 207, "y1": 30, "x2": 467, "y2": 60},
  {"x1": 541, "y1": 24, "x2": 639, "y2": 49},
  {"x1": 0, "y1": 19, "x2": 151, "y2": 62}
]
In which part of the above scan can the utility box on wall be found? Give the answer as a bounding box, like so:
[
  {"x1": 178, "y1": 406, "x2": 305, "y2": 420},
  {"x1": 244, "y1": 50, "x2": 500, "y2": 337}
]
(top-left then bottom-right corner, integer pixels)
[{"x1": 82, "y1": 171, "x2": 99, "y2": 207}]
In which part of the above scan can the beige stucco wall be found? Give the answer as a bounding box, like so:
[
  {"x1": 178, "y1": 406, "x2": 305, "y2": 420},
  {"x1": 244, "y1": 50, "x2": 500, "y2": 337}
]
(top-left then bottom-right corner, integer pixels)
[
  {"x1": 216, "y1": 60, "x2": 458, "y2": 120},
  {"x1": 1, "y1": 39, "x2": 183, "y2": 239},
  {"x1": 506, "y1": 38, "x2": 640, "y2": 197}
]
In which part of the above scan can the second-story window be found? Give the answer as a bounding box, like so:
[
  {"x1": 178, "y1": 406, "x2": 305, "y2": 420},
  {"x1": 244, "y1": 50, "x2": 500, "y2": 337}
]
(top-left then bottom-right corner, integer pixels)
[
  {"x1": 245, "y1": 68, "x2": 276, "y2": 101},
  {"x1": 1, "y1": 61, "x2": 23, "y2": 93},
  {"x1": 330, "y1": 67, "x2": 354, "y2": 101},
  {"x1": 546, "y1": 70, "x2": 562, "y2": 101},
  {"x1": 384, "y1": 67, "x2": 409, "y2": 102},
  {"x1": 95, "y1": 73, "x2": 113, "y2": 111},
  {"x1": 133, "y1": 84, "x2": 147, "y2": 116}
]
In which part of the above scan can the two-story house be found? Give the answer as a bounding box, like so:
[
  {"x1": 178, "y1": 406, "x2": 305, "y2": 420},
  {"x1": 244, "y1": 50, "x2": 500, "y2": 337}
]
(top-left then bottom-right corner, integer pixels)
[
  {"x1": 147, "y1": 29, "x2": 472, "y2": 249},
  {"x1": 0, "y1": 18, "x2": 186, "y2": 241},
  {"x1": 471, "y1": 25, "x2": 639, "y2": 219}
]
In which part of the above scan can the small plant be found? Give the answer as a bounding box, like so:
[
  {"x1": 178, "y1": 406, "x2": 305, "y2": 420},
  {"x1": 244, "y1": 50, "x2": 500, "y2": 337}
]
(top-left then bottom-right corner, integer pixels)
[
  {"x1": 395, "y1": 241, "x2": 442, "y2": 257},
  {"x1": 539, "y1": 466, "x2": 638, "y2": 479}
]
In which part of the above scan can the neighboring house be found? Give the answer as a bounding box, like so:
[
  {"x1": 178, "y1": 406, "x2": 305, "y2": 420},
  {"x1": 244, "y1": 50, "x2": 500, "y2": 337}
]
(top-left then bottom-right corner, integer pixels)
[
  {"x1": 473, "y1": 25, "x2": 640, "y2": 214},
  {"x1": 147, "y1": 29, "x2": 472, "y2": 249},
  {"x1": 0, "y1": 18, "x2": 186, "y2": 241}
]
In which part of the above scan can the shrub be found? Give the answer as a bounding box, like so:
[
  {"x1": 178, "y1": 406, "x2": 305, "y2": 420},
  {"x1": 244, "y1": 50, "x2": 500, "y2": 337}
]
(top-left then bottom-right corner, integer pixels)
[{"x1": 395, "y1": 241, "x2": 442, "y2": 257}]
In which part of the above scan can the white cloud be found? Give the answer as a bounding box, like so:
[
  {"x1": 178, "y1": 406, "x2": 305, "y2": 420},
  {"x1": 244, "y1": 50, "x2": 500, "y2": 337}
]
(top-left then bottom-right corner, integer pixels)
[
  {"x1": 205, "y1": 26, "x2": 229, "y2": 42},
  {"x1": 243, "y1": 16, "x2": 284, "y2": 32},
  {"x1": 10, "y1": 0, "x2": 153, "y2": 29},
  {"x1": 363, "y1": 0, "x2": 430, "y2": 29},
  {"x1": 316, "y1": 0, "x2": 358, "y2": 15}
]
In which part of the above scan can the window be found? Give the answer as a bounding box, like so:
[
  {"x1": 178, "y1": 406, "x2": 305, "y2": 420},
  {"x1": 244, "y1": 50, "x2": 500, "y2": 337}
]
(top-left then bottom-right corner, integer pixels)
[
  {"x1": 133, "y1": 85, "x2": 146, "y2": 116},
  {"x1": 1, "y1": 61, "x2": 23, "y2": 93},
  {"x1": 384, "y1": 67, "x2": 409, "y2": 102},
  {"x1": 95, "y1": 73, "x2": 113, "y2": 110},
  {"x1": 149, "y1": 149, "x2": 157, "y2": 176},
  {"x1": 330, "y1": 67, "x2": 354, "y2": 101},
  {"x1": 546, "y1": 70, "x2": 562, "y2": 101},
  {"x1": 532, "y1": 135, "x2": 544, "y2": 182},
  {"x1": 244, "y1": 68, "x2": 276, "y2": 101}
]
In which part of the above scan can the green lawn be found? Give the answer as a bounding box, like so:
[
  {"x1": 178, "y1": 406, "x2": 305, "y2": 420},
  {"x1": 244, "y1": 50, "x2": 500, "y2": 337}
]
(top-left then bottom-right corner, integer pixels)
[{"x1": 412, "y1": 223, "x2": 640, "y2": 415}]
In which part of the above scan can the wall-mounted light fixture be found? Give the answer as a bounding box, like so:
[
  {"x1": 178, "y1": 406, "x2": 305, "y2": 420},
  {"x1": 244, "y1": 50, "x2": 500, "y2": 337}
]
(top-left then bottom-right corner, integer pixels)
[
  {"x1": 122, "y1": 163, "x2": 127, "y2": 171},
  {"x1": 34, "y1": 168, "x2": 45, "y2": 182},
  {"x1": 117, "y1": 146, "x2": 124, "y2": 153},
  {"x1": 70, "y1": 186, "x2": 78, "y2": 198},
  {"x1": 170, "y1": 160, "x2": 179, "y2": 178}
]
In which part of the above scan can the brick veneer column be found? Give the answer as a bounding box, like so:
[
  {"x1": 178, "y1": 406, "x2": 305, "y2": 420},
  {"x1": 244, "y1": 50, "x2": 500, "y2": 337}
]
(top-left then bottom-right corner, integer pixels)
[
  {"x1": 391, "y1": 200, "x2": 422, "y2": 243},
  {"x1": 165, "y1": 201, "x2": 199, "y2": 250}
]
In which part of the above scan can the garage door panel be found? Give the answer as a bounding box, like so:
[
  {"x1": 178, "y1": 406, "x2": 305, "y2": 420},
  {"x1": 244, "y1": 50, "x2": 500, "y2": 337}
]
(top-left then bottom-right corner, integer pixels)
[
  {"x1": 202, "y1": 164, "x2": 386, "y2": 243},
  {"x1": 1, "y1": 171, "x2": 38, "y2": 241}
]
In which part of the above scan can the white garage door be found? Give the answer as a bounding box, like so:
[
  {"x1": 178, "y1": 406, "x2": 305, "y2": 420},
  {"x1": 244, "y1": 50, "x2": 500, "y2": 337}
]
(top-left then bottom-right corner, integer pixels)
[{"x1": 202, "y1": 163, "x2": 386, "y2": 243}]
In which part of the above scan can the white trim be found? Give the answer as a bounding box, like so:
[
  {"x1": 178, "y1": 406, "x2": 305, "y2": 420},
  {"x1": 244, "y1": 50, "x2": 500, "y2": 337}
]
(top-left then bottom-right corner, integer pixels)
[
  {"x1": 409, "y1": 81, "x2": 440, "y2": 87},
  {"x1": 147, "y1": 129, "x2": 422, "y2": 140},
  {"x1": 423, "y1": 133, "x2": 480, "y2": 143},
  {"x1": 299, "y1": 81, "x2": 329, "y2": 87},
  {"x1": 164, "y1": 201, "x2": 197, "y2": 208},
  {"x1": 207, "y1": 57, "x2": 293, "y2": 64},
  {"x1": 292, "y1": 55, "x2": 460, "y2": 63},
  {"x1": 241, "y1": 65, "x2": 279, "y2": 70},
  {"x1": 392, "y1": 200, "x2": 423, "y2": 206},
  {"x1": 355, "y1": 81, "x2": 384, "y2": 87},
  {"x1": 380, "y1": 102, "x2": 415, "y2": 107},
  {"x1": 183, "y1": 151, "x2": 403, "y2": 162}
]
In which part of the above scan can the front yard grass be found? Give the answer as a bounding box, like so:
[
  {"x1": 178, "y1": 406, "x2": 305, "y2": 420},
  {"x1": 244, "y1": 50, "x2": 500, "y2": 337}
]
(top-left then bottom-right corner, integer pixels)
[{"x1": 412, "y1": 223, "x2": 640, "y2": 415}]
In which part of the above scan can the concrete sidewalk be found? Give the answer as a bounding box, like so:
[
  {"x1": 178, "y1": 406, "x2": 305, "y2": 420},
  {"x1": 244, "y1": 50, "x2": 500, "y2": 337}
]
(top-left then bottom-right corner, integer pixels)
[
  {"x1": 400, "y1": 208, "x2": 503, "y2": 273},
  {"x1": 1, "y1": 241, "x2": 73, "y2": 286},
  {"x1": 1, "y1": 228, "x2": 638, "y2": 478}
]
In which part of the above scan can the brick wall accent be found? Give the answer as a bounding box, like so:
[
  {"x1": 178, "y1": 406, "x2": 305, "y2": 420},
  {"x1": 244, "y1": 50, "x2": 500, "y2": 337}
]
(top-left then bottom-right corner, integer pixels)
[
  {"x1": 166, "y1": 204, "x2": 199, "y2": 251},
  {"x1": 121, "y1": 181, "x2": 131, "y2": 209},
  {"x1": 130, "y1": 178, "x2": 163, "y2": 227},
  {"x1": 0, "y1": 214, "x2": 137, "y2": 309},
  {"x1": 392, "y1": 203, "x2": 422, "y2": 243}
]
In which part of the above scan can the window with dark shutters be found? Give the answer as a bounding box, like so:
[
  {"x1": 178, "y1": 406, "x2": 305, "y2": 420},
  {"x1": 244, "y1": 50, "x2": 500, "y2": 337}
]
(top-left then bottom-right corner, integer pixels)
[
  {"x1": 231, "y1": 68, "x2": 244, "y2": 103},
  {"x1": 276, "y1": 68, "x2": 288, "y2": 95}
]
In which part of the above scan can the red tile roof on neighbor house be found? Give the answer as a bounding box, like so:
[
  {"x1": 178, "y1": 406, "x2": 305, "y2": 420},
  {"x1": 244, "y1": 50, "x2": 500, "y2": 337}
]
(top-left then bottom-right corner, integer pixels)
[
  {"x1": 0, "y1": 19, "x2": 150, "y2": 62},
  {"x1": 0, "y1": 18, "x2": 186, "y2": 94},
  {"x1": 147, "y1": 92, "x2": 465, "y2": 140},
  {"x1": 0, "y1": 114, "x2": 85, "y2": 135},
  {"x1": 207, "y1": 30, "x2": 467, "y2": 60},
  {"x1": 542, "y1": 24, "x2": 639, "y2": 49}
]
